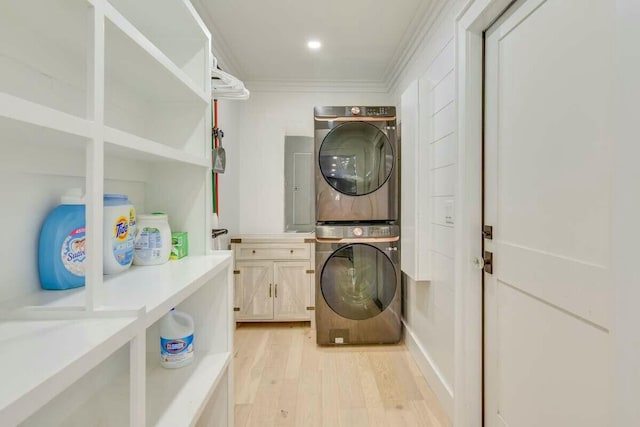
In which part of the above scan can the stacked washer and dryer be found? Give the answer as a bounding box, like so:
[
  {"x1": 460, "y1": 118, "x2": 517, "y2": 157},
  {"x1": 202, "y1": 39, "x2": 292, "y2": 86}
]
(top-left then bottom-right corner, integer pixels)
[{"x1": 314, "y1": 106, "x2": 401, "y2": 345}]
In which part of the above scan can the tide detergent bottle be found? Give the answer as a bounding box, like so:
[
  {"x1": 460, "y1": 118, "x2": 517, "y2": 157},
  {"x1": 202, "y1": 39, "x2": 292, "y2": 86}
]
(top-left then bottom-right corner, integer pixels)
[{"x1": 38, "y1": 188, "x2": 86, "y2": 290}]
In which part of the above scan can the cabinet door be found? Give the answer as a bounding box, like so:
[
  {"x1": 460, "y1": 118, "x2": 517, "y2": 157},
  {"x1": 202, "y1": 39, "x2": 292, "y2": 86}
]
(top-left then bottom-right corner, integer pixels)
[
  {"x1": 273, "y1": 261, "x2": 311, "y2": 321},
  {"x1": 236, "y1": 261, "x2": 273, "y2": 320}
]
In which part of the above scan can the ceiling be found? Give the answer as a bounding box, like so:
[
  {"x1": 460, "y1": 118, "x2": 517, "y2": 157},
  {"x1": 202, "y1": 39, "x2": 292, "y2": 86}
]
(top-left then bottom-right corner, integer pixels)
[{"x1": 192, "y1": 0, "x2": 438, "y2": 90}]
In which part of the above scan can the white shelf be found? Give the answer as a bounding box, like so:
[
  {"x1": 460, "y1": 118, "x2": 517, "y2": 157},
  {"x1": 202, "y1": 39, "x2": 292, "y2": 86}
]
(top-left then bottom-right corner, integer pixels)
[
  {"x1": 104, "y1": 3, "x2": 208, "y2": 104},
  {"x1": 104, "y1": 126, "x2": 209, "y2": 168},
  {"x1": 102, "y1": 254, "x2": 233, "y2": 325},
  {"x1": 1, "y1": 0, "x2": 229, "y2": 423},
  {"x1": 9, "y1": 255, "x2": 233, "y2": 324},
  {"x1": 0, "y1": 316, "x2": 138, "y2": 425},
  {"x1": 0, "y1": 93, "x2": 92, "y2": 146},
  {"x1": 38, "y1": 351, "x2": 232, "y2": 427},
  {"x1": 147, "y1": 351, "x2": 231, "y2": 426}
]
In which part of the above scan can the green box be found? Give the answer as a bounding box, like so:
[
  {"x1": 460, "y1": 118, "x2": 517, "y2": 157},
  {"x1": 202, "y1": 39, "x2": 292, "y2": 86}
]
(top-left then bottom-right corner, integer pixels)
[{"x1": 170, "y1": 232, "x2": 188, "y2": 260}]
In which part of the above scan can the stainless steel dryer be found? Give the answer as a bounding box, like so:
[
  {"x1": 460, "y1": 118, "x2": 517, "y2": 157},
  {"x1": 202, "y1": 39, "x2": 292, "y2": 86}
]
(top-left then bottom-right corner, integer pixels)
[
  {"x1": 314, "y1": 106, "x2": 397, "y2": 223},
  {"x1": 315, "y1": 224, "x2": 401, "y2": 345}
]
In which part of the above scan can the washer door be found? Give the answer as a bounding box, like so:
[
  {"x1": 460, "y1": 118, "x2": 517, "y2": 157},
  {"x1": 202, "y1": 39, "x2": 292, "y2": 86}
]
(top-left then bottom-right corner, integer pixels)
[
  {"x1": 320, "y1": 243, "x2": 397, "y2": 320},
  {"x1": 318, "y1": 122, "x2": 394, "y2": 196}
]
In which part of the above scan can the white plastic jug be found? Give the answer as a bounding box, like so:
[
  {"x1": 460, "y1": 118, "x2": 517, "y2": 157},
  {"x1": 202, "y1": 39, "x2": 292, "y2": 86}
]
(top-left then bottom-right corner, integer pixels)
[{"x1": 159, "y1": 308, "x2": 194, "y2": 369}]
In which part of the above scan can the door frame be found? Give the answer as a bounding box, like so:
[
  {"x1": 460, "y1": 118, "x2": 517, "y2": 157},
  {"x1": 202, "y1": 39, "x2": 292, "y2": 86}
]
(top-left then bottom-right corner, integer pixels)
[{"x1": 453, "y1": 1, "x2": 514, "y2": 425}]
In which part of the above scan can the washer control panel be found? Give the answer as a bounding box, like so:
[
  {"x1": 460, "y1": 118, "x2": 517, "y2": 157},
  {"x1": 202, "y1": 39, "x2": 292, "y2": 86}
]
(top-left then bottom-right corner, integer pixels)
[{"x1": 316, "y1": 224, "x2": 399, "y2": 239}]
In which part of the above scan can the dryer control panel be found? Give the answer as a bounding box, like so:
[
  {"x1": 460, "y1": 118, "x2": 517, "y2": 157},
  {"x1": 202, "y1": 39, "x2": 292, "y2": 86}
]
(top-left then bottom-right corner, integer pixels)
[{"x1": 314, "y1": 106, "x2": 396, "y2": 119}]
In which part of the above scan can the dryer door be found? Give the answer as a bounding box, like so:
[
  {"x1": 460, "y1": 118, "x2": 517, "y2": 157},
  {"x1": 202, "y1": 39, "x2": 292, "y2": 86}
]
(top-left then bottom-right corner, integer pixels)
[
  {"x1": 318, "y1": 122, "x2": 394, "y2": 196},
  {"x1": 320, "y1": 243, "x2": 397, "y2": 320}
]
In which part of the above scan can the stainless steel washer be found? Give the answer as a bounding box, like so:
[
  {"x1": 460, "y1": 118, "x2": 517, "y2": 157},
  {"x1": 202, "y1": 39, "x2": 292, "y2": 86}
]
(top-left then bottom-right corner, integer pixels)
[
  {"x1": 315, "y1": 224, "x2": 401, "y2": 345},
  {"x1": 314, "y1": 106, "x2": 398, "y2": 223}
]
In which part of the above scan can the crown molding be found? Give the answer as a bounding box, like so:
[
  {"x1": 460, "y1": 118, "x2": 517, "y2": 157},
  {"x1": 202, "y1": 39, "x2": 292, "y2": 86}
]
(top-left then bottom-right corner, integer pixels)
[
  {"x1": 190, "y1": 0, "x2": 245, "y2": 78},
  {"x1": 244, "y1": 79, "x2": 389, "y2": 94},
  {"x1": 191, "y1": 0, "x2": 450, "y2": 95},
  {"x1": 385, "y1": 0, "x2": 451, "y2": 95}
]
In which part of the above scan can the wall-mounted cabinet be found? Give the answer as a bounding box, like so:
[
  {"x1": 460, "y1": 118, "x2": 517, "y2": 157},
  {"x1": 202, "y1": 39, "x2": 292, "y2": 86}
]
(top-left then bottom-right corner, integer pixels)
[
  {"x1": 400, "y1": 79, "x2": 432, "y2": 282},
  {"x1": 0, "y1": 1, "x2": 233, "y2": 425},
  {"x1": 232, "y1": 236, "x2": 316, "y2": 328}
]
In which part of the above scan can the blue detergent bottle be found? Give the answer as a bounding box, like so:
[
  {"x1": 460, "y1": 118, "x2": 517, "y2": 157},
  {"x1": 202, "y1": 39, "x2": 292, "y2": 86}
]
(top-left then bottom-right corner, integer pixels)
[{"x1": 38, "y1": 188, "x2": 86, "y2": 290}]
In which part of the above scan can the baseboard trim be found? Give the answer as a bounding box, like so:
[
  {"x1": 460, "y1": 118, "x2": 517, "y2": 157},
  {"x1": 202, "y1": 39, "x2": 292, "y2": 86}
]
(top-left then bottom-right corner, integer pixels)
[{"x1": 402, "y1": 319, "x2": 454, "y2": 418}]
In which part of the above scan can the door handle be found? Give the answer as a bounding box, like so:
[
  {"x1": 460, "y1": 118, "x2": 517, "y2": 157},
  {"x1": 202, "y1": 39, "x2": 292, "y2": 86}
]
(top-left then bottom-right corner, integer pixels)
[
  {"x1": 386, "y1": 247, "x2": 398, "y2": 252},
  {"x1": 483, "y1": 251, "x2": 493, "y2": 274},
  {"x1": 269, "y1": 284, "x2": 272, "y2": 297},
  {"x1": 275, "y1": 284, "x2": 278, "y2": 298}
]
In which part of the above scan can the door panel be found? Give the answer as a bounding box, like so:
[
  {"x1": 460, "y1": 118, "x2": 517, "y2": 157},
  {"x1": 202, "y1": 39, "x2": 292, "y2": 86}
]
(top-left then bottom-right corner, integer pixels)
[
  {"x1": 495, "y1": 283, "x2": 609, "y2": 427},
  {"x1": 236, "y1": 261, "x2": 273, "y2": 320},
  {"x1": 484, "y1": 0, "x2": 613, "y2": 425},
  {"x1": 273, "y1": 261, "x2": 310, "y2": 320}
]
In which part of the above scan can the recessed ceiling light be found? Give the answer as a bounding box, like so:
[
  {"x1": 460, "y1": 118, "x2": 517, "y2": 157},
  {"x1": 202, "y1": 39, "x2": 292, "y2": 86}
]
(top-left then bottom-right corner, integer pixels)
[{"x1": 307, "y1": 40, "x2": 322, "y2": 50}]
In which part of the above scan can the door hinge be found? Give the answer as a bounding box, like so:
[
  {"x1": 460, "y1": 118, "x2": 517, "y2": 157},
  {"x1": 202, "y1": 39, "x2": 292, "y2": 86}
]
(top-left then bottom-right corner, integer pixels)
[
  {"x1": 483, "y1": 251, "x2": 493, "y2": 274},
  {"x1": 233, "y1": 307, "x2": 240, "y2": 312},
  {"x1": 233, "y1": 270, "x2": 240, "y2": 274},
  {"x1": 306, "y1": 269, "x2": 315, "y2": 274},
  {"x1": 306, "y1": 306, "x2": 315, "y2": 311},
  {"x1": 482, "y1": 225, "x2": 493, "y2": 240}
]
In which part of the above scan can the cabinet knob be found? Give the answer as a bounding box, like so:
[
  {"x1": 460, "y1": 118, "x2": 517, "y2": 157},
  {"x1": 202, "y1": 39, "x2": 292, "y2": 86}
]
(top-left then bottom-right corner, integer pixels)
[
  {"x1": 290, "y1": 249, "x2": 294, "y2": 254},
  {"x1": 252, "y1": 250, "x2": 256, "y2": 254}
]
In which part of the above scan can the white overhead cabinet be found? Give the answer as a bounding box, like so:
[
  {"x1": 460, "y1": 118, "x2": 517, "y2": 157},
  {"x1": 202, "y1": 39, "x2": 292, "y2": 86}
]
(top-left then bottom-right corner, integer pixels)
[
  {"x1": 400, "y1": 79, "x2": 431, "y2": 282},
  {"x1": 0, "y1": 1, "x2": 233, "y2": 425}
]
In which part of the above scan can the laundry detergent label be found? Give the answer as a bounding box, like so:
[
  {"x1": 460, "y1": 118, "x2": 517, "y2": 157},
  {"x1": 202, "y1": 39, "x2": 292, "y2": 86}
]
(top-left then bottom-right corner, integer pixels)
[
  {"x1": 61, "y1": 227, "x2": 86, "y2": 277},
  {"x1": 135, "y1": 227, "x2": 163, "y2": 261},
  {"x1": 160, "y1": 334, "x2": 194, "y2": 365},
  {"x1": 112, "y1": 216, "x2": 134, "y2": 266},
  {"x1": 129, "y1": 208, "x2": 136, "y2": 231}
]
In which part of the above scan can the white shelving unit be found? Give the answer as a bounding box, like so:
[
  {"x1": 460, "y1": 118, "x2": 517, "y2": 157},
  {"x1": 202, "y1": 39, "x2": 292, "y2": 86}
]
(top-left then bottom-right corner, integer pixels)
[{"x1": 0, "y1": 1, "x2": 233, "y2": 425}]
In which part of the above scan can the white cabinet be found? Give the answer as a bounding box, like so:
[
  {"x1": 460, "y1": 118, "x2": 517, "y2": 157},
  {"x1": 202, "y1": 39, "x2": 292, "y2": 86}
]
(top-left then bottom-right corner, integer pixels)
[
  {"x1": 0, "y1": 1, "x2": 233, "y2": 425},
  {"x1": 232, "y1": 237, "x2": 316, "y2": 328},
  {"x1": 400, "y1": 79, "x2": 431, "y2": 282},
  {"x1": 273, "y1": 262, "x2": 312, "y2": 320},
  {"x1": 235, "y1": 261, "x2": 274, "y2": 319}
]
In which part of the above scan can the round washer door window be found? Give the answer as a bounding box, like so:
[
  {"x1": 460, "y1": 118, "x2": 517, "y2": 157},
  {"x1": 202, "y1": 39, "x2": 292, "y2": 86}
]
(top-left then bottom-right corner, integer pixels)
[
  {"x1": 319, "y1": 122, "x2": 394, "y2": 196},
  {"x1": 321, "y1": 243, "x2": 397, "y2": 320}
]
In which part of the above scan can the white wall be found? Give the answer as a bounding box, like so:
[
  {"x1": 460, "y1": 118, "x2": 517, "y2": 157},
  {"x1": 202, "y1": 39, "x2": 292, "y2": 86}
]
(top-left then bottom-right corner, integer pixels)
[
  {"x1": 614, "y1": 0, "x2": 640, "y2": 424},
  {"x1": 215, "y1": 99, "x2": 243, "y2": 236},
  {"x1": 391, "y1": 0, "x2": 467, "y2": 418},
  {"x1": 230, "y1": 89, "x2": 390, "y2": 234}
]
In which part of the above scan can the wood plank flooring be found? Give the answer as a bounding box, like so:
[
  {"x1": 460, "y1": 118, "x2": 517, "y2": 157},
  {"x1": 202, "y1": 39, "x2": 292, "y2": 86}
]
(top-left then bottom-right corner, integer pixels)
[{"x1": 234, "y1": 323, "x2": 450, "y2": 427}]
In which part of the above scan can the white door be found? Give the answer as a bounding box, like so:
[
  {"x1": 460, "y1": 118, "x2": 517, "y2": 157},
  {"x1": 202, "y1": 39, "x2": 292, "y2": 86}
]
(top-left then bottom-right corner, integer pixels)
[
  {"x1": 236, "y1": 261, "x2": 274, "y2": 320},
  {"x1": 273, "y1": 261, "x2": 311, "y2": 320},
  {"x1": 484, "y1": 1, "x2": 612, "y2": 426}
]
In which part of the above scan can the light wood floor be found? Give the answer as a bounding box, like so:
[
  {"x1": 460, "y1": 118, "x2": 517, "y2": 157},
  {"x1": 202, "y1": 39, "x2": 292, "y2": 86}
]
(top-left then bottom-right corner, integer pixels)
[{"x1": 233, "y1": 322, "x2": 451, "y2": 427}]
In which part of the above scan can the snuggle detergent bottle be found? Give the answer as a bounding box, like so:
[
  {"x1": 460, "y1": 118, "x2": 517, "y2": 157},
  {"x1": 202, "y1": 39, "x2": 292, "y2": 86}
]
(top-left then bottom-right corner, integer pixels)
[{"x1": 38, "y1": 188, "x2": 86, "y2": 290}]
